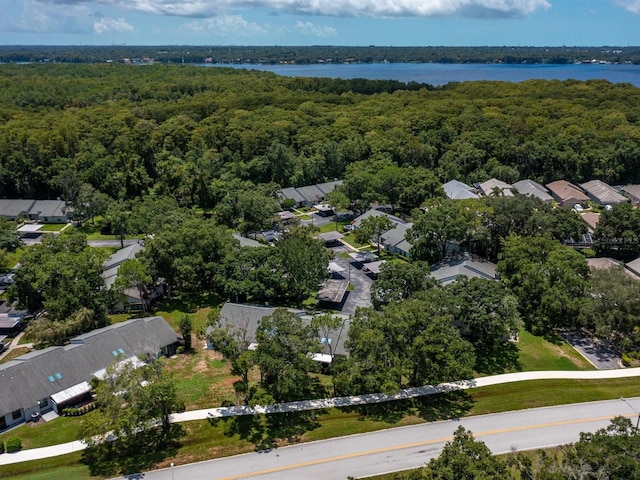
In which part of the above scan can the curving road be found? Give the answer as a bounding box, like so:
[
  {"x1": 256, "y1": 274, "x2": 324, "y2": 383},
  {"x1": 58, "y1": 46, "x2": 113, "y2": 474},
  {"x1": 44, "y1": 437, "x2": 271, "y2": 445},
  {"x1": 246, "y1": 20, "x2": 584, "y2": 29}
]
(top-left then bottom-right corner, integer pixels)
[{"x1": 112, "y1": 397, "x2": 640, "y2": 480}]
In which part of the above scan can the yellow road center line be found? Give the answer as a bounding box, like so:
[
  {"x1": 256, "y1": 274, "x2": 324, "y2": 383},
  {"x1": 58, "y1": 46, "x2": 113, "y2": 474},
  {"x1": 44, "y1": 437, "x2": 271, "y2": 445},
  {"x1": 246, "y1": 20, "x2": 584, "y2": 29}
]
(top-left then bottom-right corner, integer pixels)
[{"x1": 217, "y1": 414, "x2": 625, "y2": 479}]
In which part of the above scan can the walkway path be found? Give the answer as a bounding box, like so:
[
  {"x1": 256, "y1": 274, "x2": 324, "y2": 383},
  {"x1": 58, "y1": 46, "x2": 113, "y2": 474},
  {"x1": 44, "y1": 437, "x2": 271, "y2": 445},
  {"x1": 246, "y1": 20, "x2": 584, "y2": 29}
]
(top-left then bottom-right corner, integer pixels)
[
  {"x1": 0, "y1": 333, "x2": 33, "y2": 362},
  {"x1": 2, "y1": 367, "x2": 640, "y2": 466}
]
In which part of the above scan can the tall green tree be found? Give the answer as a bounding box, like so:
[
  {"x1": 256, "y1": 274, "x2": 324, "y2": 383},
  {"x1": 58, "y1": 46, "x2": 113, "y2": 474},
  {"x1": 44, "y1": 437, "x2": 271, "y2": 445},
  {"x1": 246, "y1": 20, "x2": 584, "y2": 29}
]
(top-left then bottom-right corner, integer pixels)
[
  {"x1": 355, "y1": 214, "x2": 395, "y2": 255},
  {"x1": 9, "y1": 233, "x2": 108, "y2": 345},
  {"x1": 409, "y1": 199, "x2": 468, "y2": 263},
  {"x1": 276, "y1": 228, "x2": 331, "y2": 306},
  {"x1": 81, "y1": 358, "x2": 184, "y2": 476},
  {"x1": 580, "y1": 266, "x2": 640, "y2": 348},
  {"x1": 0, "y1": 217, "x2": 21, "y2": 252},
  {"x1": 113, "y1": 258, "x2": 152, "y2": 313},
  {"x1": 335, "y1": 296, "x2": 475, "y2": 395},
  {"x1": 206, "y1": 310, "x2": 255, "y2": 404},
  {"x1": 406, "y1": 426, "x2": 510, "y2": 480},
  {"x1": 445, "y1": 277, "x2": 522, "y2": 351},
  {"x1": 255, "y1": 308, "x2": 324, "y2": 402},
  {"x1": 179, "y1": 313, "x2": 193, "y2": 350},
  {"x1": 370, "y1": 261, "x2": 433, "y2": 309},
  {"x1": 497, "y1": 235, "x2": 589, "y2": 333}
]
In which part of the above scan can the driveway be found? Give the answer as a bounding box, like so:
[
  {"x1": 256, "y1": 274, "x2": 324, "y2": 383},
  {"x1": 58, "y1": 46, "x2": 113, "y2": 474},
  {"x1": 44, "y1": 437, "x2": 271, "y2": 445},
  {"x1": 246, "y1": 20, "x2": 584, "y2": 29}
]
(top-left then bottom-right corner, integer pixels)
[
  {"x1": 560, "y1": 330, "x2": 621, "y2": 369},
  {"x1": 329, "y1": 245, "x2": 373, "y2": 315}
]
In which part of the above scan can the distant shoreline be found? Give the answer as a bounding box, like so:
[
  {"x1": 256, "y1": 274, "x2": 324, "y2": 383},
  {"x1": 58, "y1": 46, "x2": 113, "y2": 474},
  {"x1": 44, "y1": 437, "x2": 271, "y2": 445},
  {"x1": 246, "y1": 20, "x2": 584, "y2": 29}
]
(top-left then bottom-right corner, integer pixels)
[{"x1": 1, "y1": 45, "x2": 640, "y2": 66}]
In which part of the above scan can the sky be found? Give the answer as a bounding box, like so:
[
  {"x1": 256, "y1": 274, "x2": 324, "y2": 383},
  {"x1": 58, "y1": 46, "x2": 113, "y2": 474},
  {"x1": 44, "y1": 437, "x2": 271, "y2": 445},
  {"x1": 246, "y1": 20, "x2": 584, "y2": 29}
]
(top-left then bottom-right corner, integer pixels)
[{"x1": 0, "y1": 0, "x2": 639, "y2": 46}]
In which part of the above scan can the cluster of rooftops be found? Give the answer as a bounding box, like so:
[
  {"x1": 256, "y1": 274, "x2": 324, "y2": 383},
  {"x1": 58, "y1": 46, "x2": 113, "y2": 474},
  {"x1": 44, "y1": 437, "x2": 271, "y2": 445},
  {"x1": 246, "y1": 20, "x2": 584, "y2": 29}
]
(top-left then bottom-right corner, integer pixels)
[
  {"x1": 0, "y1": 199, "x2": 71, "y2": 223},
  {"x1": 444, "y1": 178, "x2": 640, "y2": 208}
]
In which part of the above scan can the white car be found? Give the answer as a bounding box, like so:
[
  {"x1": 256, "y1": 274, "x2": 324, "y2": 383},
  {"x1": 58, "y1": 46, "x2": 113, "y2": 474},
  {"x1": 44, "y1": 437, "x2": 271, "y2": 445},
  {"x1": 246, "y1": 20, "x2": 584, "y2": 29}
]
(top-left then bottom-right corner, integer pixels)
[{"x1": 573, "y1": 204, "x2": 584, "y2": 213}]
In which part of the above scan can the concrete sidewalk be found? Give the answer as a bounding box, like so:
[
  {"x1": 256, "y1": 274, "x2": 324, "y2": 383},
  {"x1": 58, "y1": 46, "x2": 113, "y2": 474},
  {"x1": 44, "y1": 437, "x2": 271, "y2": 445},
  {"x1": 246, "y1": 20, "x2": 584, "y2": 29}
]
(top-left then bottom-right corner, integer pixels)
[{"x1": 3, "y1": 367, "x2": 640, "y2": 466}]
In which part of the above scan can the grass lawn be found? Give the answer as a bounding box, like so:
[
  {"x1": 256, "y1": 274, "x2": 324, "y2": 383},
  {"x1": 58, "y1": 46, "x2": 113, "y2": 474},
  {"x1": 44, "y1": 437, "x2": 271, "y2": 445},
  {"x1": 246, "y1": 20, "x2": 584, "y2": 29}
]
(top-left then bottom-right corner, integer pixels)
[
  {"x1": 0, "y1": 346, "x2": 30, "y2": 364},
  {"x1": 4, "y1": 247, "x2": 25, "y2": 270},
  {"x1": 341, "y1": 232, "x2": 370, "y2": 249},
  {"x1": 151, "y1": 292, "x2": 223, "y2": 332},
  {"x1": 0, "y1": 411, "x2": 98, "y2": 450},
  {"x1": 0, "y1": 452, "x2": 90, "y2": 480},
  {"x1": 0, "y1": 295, "x2": 618, "y2": 479},
  {"x1": 69, "y1": 221, "x2": 144, "y2": 242},
  {"x1": 316, "y1": 222, "x2": 348, "y2": 234},
  {"x1": 3, "y1": 376, "x2": 640, "y2": 479},
  {"x1": 36, "y1": 224, "x2": 67, "y2": 232},
  {"x1": 516, "y1": 330, "x2": 595, "y2": 371}
]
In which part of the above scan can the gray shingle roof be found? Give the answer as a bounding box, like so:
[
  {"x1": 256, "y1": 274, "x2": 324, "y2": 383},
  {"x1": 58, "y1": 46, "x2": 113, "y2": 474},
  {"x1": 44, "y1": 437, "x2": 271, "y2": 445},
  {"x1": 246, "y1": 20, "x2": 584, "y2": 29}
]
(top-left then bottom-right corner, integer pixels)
[
  {"x1": 353, "y1": 209, "x2": 405, "y2": 228},
  {"x1": 430, "y1": 253, "x2": 497, "y2": 285},
  {"x1": 512, "y1": 179, "x2": 553, "y2": 203},
  {"x1": 103, "y1": 243, "x2": 144, "y2": 271},
  {"x1": 580, "y1": 180, "x2": 627, "y2": 205},
  {"x1": 0, "y1": 199, "x2": 36, "y2": 219},
  {"x1": 623, "y1": 185, "x2": 640, "y2": 202},
  {"x1": 0, "y1": 317, "x2": 178, "y2": 418},
  {"x1": 28, "y1": 200, "x2": 69, "y2": 218},
  {"x1": 443, "y1": 180, "x2": 479, "y2": 200},
  {"x1": 208, "y1": 303, "x2": 350, "y2": 358},
  {"x1": 295, "y1": 185, "x2": 326, "y2": 204},
  {"x1": 477, "y1": 178, "x2": 514, "y2": 197},
  {"x1": 280, "y1": 187, "x2": 306, "y2": 204}
]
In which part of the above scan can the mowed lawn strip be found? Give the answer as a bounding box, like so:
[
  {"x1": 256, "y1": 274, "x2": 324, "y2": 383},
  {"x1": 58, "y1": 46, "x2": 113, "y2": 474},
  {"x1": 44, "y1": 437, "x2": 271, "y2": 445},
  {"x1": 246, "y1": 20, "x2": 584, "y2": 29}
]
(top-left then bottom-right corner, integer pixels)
[
  {"x1": 516, "y1": 330, "x2": 595, "y2": 371},
  {"x1": 0, "y1": 452, "x2": 89, "y2": 480},
  {"x1": 2, "y1": 377, "x2": 640, "y2": 479}
]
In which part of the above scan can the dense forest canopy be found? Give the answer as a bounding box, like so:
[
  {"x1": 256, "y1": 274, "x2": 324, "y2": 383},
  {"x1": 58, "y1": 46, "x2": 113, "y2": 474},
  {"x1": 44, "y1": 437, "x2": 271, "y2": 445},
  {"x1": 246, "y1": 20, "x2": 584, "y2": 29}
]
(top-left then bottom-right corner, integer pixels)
[
  {"x1": 1, "y1": 45, "x2": 640, "y2": 65},
  {"x1": 1, "y1": 63, "x2": 640, "y2": 207}
]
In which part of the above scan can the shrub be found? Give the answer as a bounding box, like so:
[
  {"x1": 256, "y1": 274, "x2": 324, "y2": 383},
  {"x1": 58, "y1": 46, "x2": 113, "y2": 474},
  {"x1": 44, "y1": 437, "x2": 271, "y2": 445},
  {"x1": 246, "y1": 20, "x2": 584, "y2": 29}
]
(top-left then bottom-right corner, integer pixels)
[
  {"x1": 176, "y1": 345, "x2": 185, "y2": 354},
  {"x1": 6, "y1": 438, "x2": 21, "y2": 453}
]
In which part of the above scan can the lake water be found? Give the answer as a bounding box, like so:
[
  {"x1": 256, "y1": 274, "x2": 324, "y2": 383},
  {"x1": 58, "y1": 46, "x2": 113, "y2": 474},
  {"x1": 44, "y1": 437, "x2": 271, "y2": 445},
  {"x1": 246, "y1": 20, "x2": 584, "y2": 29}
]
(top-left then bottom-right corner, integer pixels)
[{"x1": 202, "y1": 62, "x2": 640, "y2": 87}]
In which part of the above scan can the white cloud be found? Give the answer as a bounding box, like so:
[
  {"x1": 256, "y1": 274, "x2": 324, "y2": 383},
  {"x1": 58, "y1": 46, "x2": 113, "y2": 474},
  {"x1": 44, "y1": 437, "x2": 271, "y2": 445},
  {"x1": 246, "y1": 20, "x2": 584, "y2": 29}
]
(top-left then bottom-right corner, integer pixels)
[
  {"x1": 182, "y1": 14, "x2": 267, "y2": 36},
  {"x1": 94, "y1": 17, "x2": 133, "y2": 33},
  {"x1": 613, "y1": 0, "x2": 640, "y2": 13},
  {"x1": 295, "y1": 21, "x2": 337, "y2": 37},
  {"x1": 3, "y1": 0, "x2": 92, "y2": 33},
  {"x1": 37, "y1": 0, "x2": 551, "y2": 18}
]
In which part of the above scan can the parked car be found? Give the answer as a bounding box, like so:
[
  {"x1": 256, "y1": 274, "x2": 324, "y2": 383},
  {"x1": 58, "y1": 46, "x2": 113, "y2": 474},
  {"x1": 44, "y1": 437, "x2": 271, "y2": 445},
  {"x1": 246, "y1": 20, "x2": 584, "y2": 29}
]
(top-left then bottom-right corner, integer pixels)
[{"x1": 573, "y1": 204, "x2": 584, "y2": 213}]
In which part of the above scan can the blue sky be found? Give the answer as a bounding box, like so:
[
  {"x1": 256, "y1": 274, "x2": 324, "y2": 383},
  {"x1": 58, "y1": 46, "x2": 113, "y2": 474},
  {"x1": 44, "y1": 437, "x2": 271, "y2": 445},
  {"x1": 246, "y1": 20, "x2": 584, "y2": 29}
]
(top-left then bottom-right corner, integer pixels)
[{"x1": 1, "y1": 1, "x2": 639, "y2": 46}]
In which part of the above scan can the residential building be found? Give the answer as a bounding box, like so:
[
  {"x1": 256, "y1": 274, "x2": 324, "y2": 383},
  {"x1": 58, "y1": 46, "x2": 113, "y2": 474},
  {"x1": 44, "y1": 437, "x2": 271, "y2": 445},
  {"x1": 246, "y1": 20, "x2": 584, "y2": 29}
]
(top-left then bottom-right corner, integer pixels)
[
  {"x1": 279, "y1": 180, "x2": 343, "y2": 207},
  {"x1": 381, "y1": 222, "x2": 414, "y2": 258},
  {"x1": 0, "y1": 199, "x2": 73, "y2": 223},
  {"x1": 443, "y1": 180, "x2": 479, "y2": 200},
  {"x1": 545, "y1": 180, "x2": 589, "y2": 208},
  {"x1": 352, "y1": 209, "x2": 405, "y2": 229},
  {"x1": 102, "y1": 243, "x2": 159, "y2": 312},
  {"x1": 512, "y1": 179, "x2": 553, "y2": 203},
  {"x1": 27, "y1": 200, "x2": 72, "y2": 223},
  {"x1": 580, "y1": 212, "x2": 601, "y2": 232},
  {"x1": 429, "y1": 252, "x2": 497, "y2": 285},
  {"x1": 579, "y1": 180, "x2": 627, "y2": 206},
  {"x1": 622, "y1": 185, "x2": 640, "y2": 205},
  {"x1": 0, "y1": 199, "x2": 36, "y2": 221},
  {"x1": 0, "y1": 316, "x2": 178, "y2": 430},
  {"x1": 206, "y1": 303, "x2": 350, "y2": 363},
  {"x1": 477, "y1": 178, "x2": 514, "y2": 197}
]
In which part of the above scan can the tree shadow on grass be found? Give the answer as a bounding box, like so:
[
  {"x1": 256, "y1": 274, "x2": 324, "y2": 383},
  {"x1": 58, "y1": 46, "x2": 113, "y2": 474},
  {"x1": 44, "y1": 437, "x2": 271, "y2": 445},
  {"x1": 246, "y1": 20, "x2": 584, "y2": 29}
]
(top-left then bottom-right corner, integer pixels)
[
  {"x1": 81, "y1": 426, "x2": 183, "y2": 477},
  {"x1": 154, "y1": 292, "x2": 223, "y2": 315},
  {"x1": 342, "y1": 399, "x2": 414, "y2": 424},
  {"x1": 211, "y1": 410, "x2": 322, "y2": 452},
  {"x1": 474, "y1": 342, "x2": 521, "y2": 375},
  {"x1": 413, "y1": 390, "x2": 475, "y2": 422}
]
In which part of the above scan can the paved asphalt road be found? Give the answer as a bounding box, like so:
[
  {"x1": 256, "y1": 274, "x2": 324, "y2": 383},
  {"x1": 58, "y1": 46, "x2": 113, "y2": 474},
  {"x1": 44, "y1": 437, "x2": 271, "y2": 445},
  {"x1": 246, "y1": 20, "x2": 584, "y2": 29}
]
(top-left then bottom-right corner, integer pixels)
[
  {"x1": 330, "y1": 245, "x2": 373, "y2": 315},
  {"x1": 112, "y1": 398, "x2": 640, "y2": 480},
  {"x1": 560, "y1": 331, "x2": 621, "y2": 370}
]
